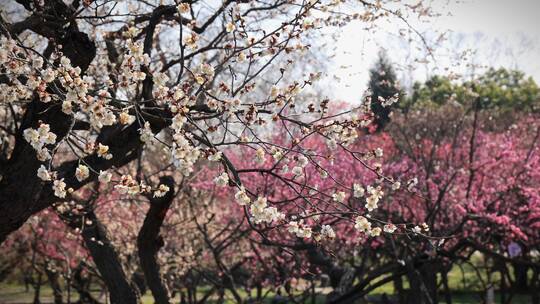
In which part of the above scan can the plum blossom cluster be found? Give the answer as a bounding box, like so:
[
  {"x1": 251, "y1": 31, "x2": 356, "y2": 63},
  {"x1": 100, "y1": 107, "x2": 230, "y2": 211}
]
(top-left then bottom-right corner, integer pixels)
[
  {"x1": 321, "y1": 121, "x2": 359, "y2": 149},
  {"x1": 288, "y1": 220, "x2": 313, "y2": 239},
  {"x1": 75, "y1": 164, "x2": 90, "y2": 182},
  {"x1": 119, "y1": 38, "x2": 150, "y2": 89},
  {"x1": 0, "y1": 38, "x2": 46, "y2": 104},
  {"x1": 352, "y1": 183, "x2": 384, "y2": 212},
  {"x1": 365, "y1": 185, "x2": 384, "y2": 212},
  {"x1": 23, "y1": 124, "x2": 57, "y2": 161},
  {"x1": 379, "y1": 93, "x2": 400, "y2": 107},
  {"x1": 170, "y1": 132, "x2": 201, "y2": 176},
  {"x1": 214, "y1": 172, "x2": 229, "y2": 186},
  {"x1": 354, "y1": 216, "x2": 382, "y2": 237},
  {"x1": 249, "y1": 197, "x2": 285, "y2": 224}
]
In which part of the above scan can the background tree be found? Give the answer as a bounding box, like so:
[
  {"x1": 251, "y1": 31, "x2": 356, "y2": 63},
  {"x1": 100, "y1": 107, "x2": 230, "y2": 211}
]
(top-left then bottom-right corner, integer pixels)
[
  {"x1": 401, "y1": 67, "x2": 540, "y2": 114},
  {"x1": 368, "y1": 50, "x2": 402, "y2": 131}
]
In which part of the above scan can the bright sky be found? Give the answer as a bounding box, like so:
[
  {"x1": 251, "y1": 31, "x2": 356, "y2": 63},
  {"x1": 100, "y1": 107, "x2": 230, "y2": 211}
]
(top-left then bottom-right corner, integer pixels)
[{"x1": 323, "y1": 0, "x2": 540, "y2": 102}]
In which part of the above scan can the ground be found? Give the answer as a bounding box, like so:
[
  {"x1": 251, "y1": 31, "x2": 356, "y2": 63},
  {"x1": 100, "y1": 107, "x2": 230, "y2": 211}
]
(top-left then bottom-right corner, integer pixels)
[{"x1": 0, "y1": 256, "x2": 533, "y2": 303}]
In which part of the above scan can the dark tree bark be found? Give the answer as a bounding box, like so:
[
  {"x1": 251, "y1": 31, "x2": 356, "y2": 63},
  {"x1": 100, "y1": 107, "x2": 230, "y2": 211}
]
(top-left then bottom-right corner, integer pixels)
[
  {"x1": 500, "y1": 262, "x2": 507, "y2": 304},
  {"x1": 32, "y1": 272, "x2": 43, "y2": 304},
  {"x1": 0, "y1": 0, "x2": 174, "y2": 246},
  {"x1": 71, "y1": 264, "x2": 102, "y2": 304},
  {"x1": 61, "y1": 208, "x2": 140, "y2": 304},
  {"x1": 441, "y1": 268, "x2": 452, "y2": 304},
  {"x1": 137, "y1": 176, "x2": 176, "y2": 304},
  {"x1": 532, "y1": 267, "x2": 540, "y2": 304},
  {"x1": 132, "y1": 270, "x2": 148, "y2": 296},
  {"x1": 406, "y1": 260, "x2": 438, "y2": 304},
  {"x1": 512, "y1": 263, "x2": 529, "y2": 292},
  {"x1": 394, "y1": 271, "x2": 405, "y2": 304},
  {"x1": 0, "y1": 0, "x2": 96, "y2": 244},
  {"x1": 45, "y1": 266, "x2": 63, "y2": 304},
  {"x1": 304, "y1": 244, "x2": 354, "y2": 302}
]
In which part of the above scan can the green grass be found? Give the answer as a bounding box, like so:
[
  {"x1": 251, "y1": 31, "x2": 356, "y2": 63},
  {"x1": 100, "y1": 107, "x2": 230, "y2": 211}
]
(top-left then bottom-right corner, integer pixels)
[
  {"x1": 0, "y1": 254, "x2": 534, "y2": 304},
  {"x1": 0, "y1": 282, "x2": 164, "y2": 304},
  {"x1": 1, "y1": 283, "x2": 533, "y2": 304}
]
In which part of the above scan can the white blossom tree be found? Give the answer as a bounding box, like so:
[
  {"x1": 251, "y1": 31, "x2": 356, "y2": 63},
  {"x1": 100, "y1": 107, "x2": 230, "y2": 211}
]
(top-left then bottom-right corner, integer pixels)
[{"x1": 0, "y1": 0, "x2": 434, "y2": 301}]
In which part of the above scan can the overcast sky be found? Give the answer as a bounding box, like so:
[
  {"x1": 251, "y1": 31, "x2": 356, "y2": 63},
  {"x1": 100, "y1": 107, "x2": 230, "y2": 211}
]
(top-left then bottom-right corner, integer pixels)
[{"x1": 323, "y1": 0, "x2": 540, "y2": 102}]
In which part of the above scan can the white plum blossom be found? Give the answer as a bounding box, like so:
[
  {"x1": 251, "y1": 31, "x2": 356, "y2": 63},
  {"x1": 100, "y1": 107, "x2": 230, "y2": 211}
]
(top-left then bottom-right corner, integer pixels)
[
  {"x1": 353, "y1": 183, "x2": 365, "y2": 198},
  {"x1": 288, "y1": 221, "x2": 312, "y2": 238},
  {"x1": 98, "y1": 170, "x2": 112, "y2": 183},
  {"x1": 370, "y1": 227, "x2": 382, "y2": 237},
  {"x1": 237, "y1": 52, "x2": 246, "y2": 62},
  {"x1": 384, "y1": 223, "x2": 397, "y2": 233},
  {"x1": 75, "y1": 164, "x2": 90, "y2": 182},
  {"x1": 214, "y1": 172, "x2": 229, "y2": 187},
  {"x1": 291, "y1": 166, "x2": 303, "y2": 176},
  {"x1": 37, "y1": 165, "x2": 52, "y2": 181},
  {"x1": 171, "y1": 113, "x2": 187, "y2": 132},
  {"x1": 183, "y1": 33, "x2": 199, "y2": 50},
  {"x1": 23, "y1": 124, "x2": 57, "y2": 161},
  {"x1": 97, "y1": 143, "x2": 112, "y2": 159},
  {"x1": 42, "y1": 68, "x2": 56, "y2": 83},
  {"x1": 262, "y1": 207, "x2": 284, "y2": 222},
  {"x1": 153, "y1": 184, "x2": 170, "y2": 198},
  {"x1": 200, "y1": 63, "x2": 215, "y2": 78},
  {"x1": 255, "y1": 148, "x2": 265, "y2": 164},
  {"x1": 53, "y1": 179, "x2": 67, "y2": 198},
  {"x1": 332, "y1": 191, "x2": 346, "y2": 203},
  {"x1": 170, "y1": 133, "x2": 200, "y2": 176},
  {"x1": 407, "y1": 177, "x2": 418, "y2": 191},
  {"x1": 365, "y1": 185, "x2": 383, "y2": 212},
  {"x1": 172, "y1": 87, "x2": 185, "y2": 101},
  {"x1": 270, "y1": 85, "x2": 280, "y2": 98},
  {"x1": 322, "y1": 122, "x2": 358, "y2": 147},
  {"x1": 251, "y1": 196, "x2": 267, "y2": 210},
  {"x1": 119, "y1": 111, "x2": 136, "y2": 125},
  {"x1": 250, "y1": 197, "x2": 284, "y2": 224},
  {"x1": 225, "y1": 22, "x2": 236, "y2": 33},
  {"x1": 62, "y1": 100, "x2": 73, "y2": 114},
  {"x1": 296, "y1": 226, "x2": 312, "y2": 238},
  {"x1": 32, "y1": 57, "x2": 43, "y2": 69},
  {"x1": 114, "y1": 175, "x2": 140, "y2": 195},
  {"x1": 208, "y1": 151, "x2": 222, "y2": 162},
  {"x1": 234, "y1": 187, "x2": 251, "y2": 205},
  {"x1": 139, "y1": 122, "x2": 157, "y2": 145},
  {"x1": 297, "y1": 155, "x2": 309, "y2": 167},
  {"x1": 380, "y1": 93, "x2": 399, "y2": 107},
  {"x1": 354, "y1": 216, "x2": 371, "y2": 233},
  {"x1": 177, "y1": 2, "x2": 190, "y2": 13},
  {"x1": 320, "y1": 225, "x2": 336, "y2": 239}
]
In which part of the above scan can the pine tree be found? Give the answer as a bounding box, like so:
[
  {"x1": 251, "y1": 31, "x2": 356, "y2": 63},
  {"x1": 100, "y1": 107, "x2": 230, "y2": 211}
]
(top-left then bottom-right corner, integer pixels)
[{"x1": 368, "y1": 51, "x2": 401, "y2": 131}]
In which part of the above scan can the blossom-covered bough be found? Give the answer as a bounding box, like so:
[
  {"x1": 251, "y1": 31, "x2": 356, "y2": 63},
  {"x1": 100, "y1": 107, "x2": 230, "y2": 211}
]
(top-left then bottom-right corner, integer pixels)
[{"x1": 0, "y1": 0, "x2": 432, "y2": 244}]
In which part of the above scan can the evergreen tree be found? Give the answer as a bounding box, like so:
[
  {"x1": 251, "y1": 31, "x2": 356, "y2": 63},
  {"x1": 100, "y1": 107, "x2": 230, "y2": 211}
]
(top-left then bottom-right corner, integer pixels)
[{"x1": 368, "y1": 51, "x2": 401, "y2": 130}]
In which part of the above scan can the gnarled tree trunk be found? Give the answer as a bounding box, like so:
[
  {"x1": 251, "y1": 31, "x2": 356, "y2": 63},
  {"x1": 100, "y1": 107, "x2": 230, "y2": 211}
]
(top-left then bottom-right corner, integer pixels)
[
  {"x1": 137, "y1": 176, "x2": 176, "y2": 304},
  {"x1": 61, "y1": 207, "x2": 140, "y2": 304},
  {"x1": 406, "y1": 259, "x2": 438, "y2": 304},
  {"x1": 44, "y1": 265, "x2": 63, "y2": 304}
]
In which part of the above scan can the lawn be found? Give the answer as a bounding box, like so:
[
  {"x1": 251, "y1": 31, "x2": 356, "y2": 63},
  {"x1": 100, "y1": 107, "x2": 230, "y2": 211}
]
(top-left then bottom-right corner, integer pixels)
[
  {"x1": 0, "y1": 283, "x2": 532, "y2": 304},
  {"x1": 0, "y1": 256, "x2": 534, "y2": 304}
]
